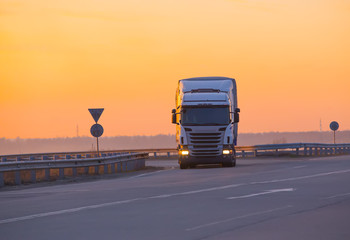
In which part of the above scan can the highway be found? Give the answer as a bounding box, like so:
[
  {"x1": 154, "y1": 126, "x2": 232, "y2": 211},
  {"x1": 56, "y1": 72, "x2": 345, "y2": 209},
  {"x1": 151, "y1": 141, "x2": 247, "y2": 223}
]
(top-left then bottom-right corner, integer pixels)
[{"x1": 1, "y1": 155, "x2": 350, "y2": 239}]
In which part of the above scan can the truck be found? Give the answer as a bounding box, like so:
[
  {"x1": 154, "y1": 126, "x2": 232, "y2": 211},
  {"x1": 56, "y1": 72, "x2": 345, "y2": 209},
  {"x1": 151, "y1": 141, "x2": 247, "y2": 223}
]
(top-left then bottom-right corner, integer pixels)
[{"x1": 171, "y1": 76, "x2": 240, "y2": 169}]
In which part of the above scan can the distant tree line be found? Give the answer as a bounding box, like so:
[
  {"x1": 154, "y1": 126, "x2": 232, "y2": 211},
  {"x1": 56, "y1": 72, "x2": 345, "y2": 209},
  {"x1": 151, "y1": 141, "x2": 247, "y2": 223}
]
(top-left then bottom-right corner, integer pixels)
[{"x1": 1, "y1": 131, "x2": 349, "y2": 155}]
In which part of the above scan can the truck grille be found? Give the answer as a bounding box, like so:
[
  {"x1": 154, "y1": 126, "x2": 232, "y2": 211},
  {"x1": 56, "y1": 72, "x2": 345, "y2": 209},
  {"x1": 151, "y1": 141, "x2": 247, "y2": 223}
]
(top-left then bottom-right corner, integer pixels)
[{"x1": 189, "y1": 132, "x2": 223, "y2": 156}]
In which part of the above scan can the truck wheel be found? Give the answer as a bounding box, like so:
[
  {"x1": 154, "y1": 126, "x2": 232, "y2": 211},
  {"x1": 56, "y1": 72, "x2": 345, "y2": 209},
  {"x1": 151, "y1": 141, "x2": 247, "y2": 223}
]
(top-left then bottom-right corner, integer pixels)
[
  {"x1": 222, "y1": 162, "x2": 233, "y2": 168},
  {"x1": 180, "y1": 163, "x2": 188, "y2": 169},
  {"x1": 232, "y1": 158, "x2": 236, "y2": 167},
  {"x1": 223, "y1": 158, "x2": 236, "y2": 168}
]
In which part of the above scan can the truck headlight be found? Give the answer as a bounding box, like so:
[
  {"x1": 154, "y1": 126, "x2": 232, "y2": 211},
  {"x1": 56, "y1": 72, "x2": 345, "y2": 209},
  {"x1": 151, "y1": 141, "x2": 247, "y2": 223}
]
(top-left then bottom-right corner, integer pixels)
[
  {"x1": 223, "y1": 149, "x2": 231, "y2": 155},
  {"x1": 181, "y1": 150, "x2": 189, "y2": 156}
]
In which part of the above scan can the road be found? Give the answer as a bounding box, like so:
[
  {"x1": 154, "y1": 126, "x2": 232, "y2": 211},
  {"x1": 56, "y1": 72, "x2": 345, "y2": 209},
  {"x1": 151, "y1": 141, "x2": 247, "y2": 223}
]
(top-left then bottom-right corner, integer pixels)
[{"x1": 1, "y1": 155, "x2": 350, "y2": 239}]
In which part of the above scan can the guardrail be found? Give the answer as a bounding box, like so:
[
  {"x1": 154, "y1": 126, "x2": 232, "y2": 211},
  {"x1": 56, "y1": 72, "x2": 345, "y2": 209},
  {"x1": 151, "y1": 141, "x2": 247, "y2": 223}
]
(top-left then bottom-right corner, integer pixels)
[
  {"x1": 1, "y1": 143, "x2": 350, "y2": 187},
  {"x1": 237, "y1": 143, "x2": 350, "y2": 157},
  {"x1": 1, "y1": 143, "x2": 350, "y2": 162},
  {"x1": 0, "y1": 152, "x2": 148, "y2": 187}
]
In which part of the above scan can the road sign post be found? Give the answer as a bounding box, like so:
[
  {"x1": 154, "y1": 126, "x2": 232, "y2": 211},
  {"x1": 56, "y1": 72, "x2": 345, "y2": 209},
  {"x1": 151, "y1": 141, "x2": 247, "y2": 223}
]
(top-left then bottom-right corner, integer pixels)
[
  {"x1": 89, "y1": 108, "x2": 104, "y2": 156},
  {"x1": 329, "y1": 121, "x2": 339, "y2": 144}
]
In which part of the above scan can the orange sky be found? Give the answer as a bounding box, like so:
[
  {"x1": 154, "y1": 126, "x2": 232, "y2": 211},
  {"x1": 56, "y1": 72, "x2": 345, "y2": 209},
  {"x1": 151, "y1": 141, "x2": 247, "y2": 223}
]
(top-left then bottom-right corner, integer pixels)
[{"x1": 1, "y1": 0, "x2": 349, "y2": 139}]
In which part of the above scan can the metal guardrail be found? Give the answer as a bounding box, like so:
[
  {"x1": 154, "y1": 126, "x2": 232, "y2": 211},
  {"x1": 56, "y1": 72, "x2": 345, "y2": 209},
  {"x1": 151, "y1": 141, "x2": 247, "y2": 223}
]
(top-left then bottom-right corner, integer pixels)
[
  {"x1": 1, "y1": 143, "x2": 350, "y2": 162},
  {"x1": 145, "y1": 143, "x2": 350, "y2": 158},
  {"x1": 0, "y1": 152, "x2": 148, "y2": 187},
  {"x1": 237, "y1": 143, "x2": 350, "y2": 157},
  {"x1": 1, "y1": 143, "x2": 350, "y2": 187}
]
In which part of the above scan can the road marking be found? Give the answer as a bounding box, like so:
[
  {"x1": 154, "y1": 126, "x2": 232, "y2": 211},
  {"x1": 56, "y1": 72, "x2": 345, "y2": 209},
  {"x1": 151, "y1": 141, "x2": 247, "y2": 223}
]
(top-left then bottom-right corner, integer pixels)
[
  {"x1": 227, "y1": 188, "x2": 295, "y2": 200},
  {"x1": 1, "y1": 168, "x2": 349, "y2": 225},
  {"x1": 292, "y1": 165, "x2": 307, "y2": 169},
  {"x1": 0, "y1": 198, "x2": 143, "y2": 225},
  {"x1": 186, "y1": 205, "x2": 293, "y2": 231},
  {"x1": 0, "y1": 189, "x2": 90, "y2": 196},
  {"x1": 129, "y1": 170, "x2": 166, "y2": 179},
  {"x1": 149, "y1": 183, "x2": 244, "y2": 199},
  {"x1": 0, "y1": 183, "x2": 243, "y2": 225},
  {"x1": 251, "y1": 169, "x2": 350, "y2": 185},
  {"x1": 324, "y1": 192, "x2": 350, "y2": 199}
]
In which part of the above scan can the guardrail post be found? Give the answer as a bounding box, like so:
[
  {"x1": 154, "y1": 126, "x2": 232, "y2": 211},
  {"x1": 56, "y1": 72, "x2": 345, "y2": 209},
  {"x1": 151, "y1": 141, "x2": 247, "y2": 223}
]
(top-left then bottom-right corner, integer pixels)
[
  {"x1": 59, "y1": 168, "x2": 64, "y2": 179},
  {"x1": 31, "y1": 170, "x2": 36, "y2": 183},
  {"x1": 45, "y1": 169, "x2": 50, "y2": 180},
  {"x1": 122, "y1": 161, "x2": 127, "y2": 172},
  {"x1": 117, "y1": 162, "x2": 122, "y2": 173},
  {"x1": 15, "y1": 171, "x2": 21, "y2": 185},
  {"x1": 309, "y1": 147, "x2": 313, "y2": 156},
  {"x1": 0, "y1": 173, "x2": 4, "y2": 187},
  {"x1": 127, "y1": 161, "x2": 131, "y2": 171}
]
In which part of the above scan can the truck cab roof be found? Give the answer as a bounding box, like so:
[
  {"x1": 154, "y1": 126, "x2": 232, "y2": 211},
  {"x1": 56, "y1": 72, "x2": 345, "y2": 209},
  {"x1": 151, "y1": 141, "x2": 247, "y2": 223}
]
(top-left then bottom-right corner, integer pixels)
[{"x1": 182, "y1": 92, "x2": 229, "y2": 106}]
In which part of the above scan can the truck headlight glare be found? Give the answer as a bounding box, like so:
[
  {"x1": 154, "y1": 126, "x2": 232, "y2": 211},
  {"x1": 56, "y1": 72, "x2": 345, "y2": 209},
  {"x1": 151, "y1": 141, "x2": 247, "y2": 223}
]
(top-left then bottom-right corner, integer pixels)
[
  {"x1": 181, "y1": 150, "x2": 189, "y2": 156},
  {"x1": 223, "y1": 149, "x2": 231, "y2": 155}
]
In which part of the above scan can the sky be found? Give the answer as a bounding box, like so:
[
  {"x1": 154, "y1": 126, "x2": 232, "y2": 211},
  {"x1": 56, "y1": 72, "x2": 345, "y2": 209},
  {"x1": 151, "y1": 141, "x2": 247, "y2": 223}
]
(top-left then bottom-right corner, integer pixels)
[{"x1": 0, "y1": 0, "x2": 349, "y2": 139}]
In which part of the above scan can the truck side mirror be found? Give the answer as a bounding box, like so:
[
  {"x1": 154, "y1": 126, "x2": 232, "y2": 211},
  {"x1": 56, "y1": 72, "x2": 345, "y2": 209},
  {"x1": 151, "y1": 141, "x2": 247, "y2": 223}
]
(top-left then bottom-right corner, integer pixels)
[
  {"x1": 172, "y1": 109, "x2": 177, "y2": 124},
  {"x1": 234, "y1": 112, "x2": 240, "y2": 123}
]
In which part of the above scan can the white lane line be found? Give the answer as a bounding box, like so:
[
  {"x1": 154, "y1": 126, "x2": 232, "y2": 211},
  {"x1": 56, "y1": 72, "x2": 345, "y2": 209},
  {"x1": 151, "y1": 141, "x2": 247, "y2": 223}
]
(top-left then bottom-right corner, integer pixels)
[
  {"x1": 227, "y1": 188, "x2": 295, "y2": 200},
  {"x1": 0, "y1": 183, "x2": 243, "y2": 225},
  {"x1": 324, "y1": 192, "x2": 350, "y2": 200},
  {"x1": 292, "y1": 165, "x2": 307, "y2": 169},
  {"x1": 0, "y1": 189, "x2": 90, "y2": 196},
  {"x1": 1, "y1": 168, "x2": 349, "y2": 225},
  {"x1": 149, "y1": 183, "x2": 244, "y2": 199},
  {"x1": 128, "y1": 170, "x2": 166, "y2": 179},
  {"x1": 186, "y1": 205, "x2": 293, "y2": 231},
  {"x1": 251, "y1": 169, "x2": 350, "y2": 185},
  {"x1": 0, "y1": 198, "x2": 142, "y2": 225}
]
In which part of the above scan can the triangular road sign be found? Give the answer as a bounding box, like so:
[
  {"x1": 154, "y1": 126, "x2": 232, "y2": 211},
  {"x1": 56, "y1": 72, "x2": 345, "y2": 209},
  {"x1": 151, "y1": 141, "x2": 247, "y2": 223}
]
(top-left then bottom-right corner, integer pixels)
[{"x1": 88, "y1": 108, "x2": 104, "y2": 123}]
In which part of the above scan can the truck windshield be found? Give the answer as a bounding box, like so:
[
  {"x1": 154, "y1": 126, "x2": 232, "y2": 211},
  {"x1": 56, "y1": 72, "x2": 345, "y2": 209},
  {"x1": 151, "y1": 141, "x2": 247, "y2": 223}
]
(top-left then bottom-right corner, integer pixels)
[{"x1": 181, "y1": 106, "x2": 230, "y2": 126}]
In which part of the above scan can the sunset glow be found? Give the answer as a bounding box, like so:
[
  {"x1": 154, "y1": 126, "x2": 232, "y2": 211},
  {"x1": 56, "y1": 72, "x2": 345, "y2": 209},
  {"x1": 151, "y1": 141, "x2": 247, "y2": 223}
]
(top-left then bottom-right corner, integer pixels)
[{"x1": 1, "y1": 0, "x2": 349, "y2": 138}]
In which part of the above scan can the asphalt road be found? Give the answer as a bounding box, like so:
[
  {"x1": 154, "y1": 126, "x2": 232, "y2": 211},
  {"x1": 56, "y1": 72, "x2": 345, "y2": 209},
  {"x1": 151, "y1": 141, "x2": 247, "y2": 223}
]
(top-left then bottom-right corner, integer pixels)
[{"x1": 1, "y1": 155, "x2": 350, "y2": 240}]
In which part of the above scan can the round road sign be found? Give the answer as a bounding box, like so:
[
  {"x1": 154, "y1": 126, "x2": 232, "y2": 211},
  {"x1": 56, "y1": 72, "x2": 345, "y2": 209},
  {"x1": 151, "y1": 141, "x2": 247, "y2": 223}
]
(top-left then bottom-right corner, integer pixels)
[
  {"x1": 90, "y1": 124, "x2": 104, "y2": 137},
  {"x1": 330, "y1": 121, "x2": 339, "y2": 131}
]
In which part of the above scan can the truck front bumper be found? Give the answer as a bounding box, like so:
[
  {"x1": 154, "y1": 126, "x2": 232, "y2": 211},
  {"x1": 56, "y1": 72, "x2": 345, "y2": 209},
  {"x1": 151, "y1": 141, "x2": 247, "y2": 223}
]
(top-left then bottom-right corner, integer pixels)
[{"x1": 178, "y1": 154, "x2": 234, "y2": 165}]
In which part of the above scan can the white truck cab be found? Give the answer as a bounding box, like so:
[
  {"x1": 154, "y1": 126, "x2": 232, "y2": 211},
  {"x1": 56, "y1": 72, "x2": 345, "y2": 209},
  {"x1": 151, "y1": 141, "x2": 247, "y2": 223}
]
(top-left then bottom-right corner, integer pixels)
[{"x1": 172, "y1": 77, "x2": 240, "y2": 169}]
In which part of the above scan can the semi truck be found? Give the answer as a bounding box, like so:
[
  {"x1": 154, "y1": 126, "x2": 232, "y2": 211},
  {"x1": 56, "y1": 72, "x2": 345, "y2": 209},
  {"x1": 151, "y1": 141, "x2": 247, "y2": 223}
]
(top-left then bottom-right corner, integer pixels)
[{"x1": 172, "y1": 77, "x2": 240, "y2": 169}]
